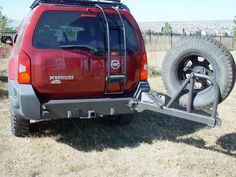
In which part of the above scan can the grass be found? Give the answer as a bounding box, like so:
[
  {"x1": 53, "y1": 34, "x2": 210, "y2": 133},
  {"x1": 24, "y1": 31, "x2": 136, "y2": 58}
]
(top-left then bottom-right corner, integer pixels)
[
  {"x1": 0, "y1": 81, "x2": 8, "y2": 99},
  {"x1": 0, "y1": 57, "x2": 8, "y2": 82},
  {"x1": 148, "y1": 66, "x2": 161, "y2": 77},
  {"x1": 0, "y1": 52, "x2": 235, "y2": 177}
]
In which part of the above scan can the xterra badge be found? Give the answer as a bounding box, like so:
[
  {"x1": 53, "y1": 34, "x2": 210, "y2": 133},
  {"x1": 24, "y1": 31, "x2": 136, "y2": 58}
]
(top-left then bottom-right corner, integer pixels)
[{"x1": 49, "y1": 76, "x2": 74, "y2": 84}]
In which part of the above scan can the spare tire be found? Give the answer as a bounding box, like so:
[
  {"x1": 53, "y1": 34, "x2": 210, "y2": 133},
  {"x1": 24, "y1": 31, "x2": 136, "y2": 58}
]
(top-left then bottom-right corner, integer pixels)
[{"x1": 162, "y1": 37, "x2": 236, "y2": 109}]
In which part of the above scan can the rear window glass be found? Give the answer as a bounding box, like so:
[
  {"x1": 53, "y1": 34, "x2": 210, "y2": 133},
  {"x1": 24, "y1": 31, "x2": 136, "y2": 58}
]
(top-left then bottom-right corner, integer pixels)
[{"x1": 33, "y1": 11, "x2": 138, "y2": 55}]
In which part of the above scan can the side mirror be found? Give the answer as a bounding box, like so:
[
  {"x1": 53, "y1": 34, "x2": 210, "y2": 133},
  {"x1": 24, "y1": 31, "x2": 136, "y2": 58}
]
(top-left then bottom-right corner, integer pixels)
[{"x1": 1, "y1": 36, "x2": 13, "y2": 46}]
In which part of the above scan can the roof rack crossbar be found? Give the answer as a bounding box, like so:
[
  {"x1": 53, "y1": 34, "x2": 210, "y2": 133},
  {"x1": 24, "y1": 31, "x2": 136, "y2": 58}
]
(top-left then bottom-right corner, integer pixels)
[{"x1": 30, "y1": 0, "x2": 122, "y2": 9}]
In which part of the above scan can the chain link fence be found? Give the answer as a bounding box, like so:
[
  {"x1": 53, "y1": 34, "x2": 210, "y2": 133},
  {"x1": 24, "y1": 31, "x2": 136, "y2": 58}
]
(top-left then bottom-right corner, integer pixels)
[{"x1": 142, "y1": 32, "x2": 235, "y2": 51}]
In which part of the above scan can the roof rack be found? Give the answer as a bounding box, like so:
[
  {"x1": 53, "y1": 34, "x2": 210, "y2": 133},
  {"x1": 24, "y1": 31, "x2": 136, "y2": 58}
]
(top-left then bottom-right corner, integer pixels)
[{"x1": 30, "y1": 0, "x2": 127, "y2": 10}]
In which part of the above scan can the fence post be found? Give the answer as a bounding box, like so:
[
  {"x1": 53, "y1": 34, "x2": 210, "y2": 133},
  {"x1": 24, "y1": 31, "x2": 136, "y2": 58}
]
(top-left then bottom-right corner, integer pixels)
[
  {"x1": 149, "y1": 31, "x2": 152, "y2": 43},
  {"x1": 232, "y1": 38, "x2": 235, "y2": 49}
]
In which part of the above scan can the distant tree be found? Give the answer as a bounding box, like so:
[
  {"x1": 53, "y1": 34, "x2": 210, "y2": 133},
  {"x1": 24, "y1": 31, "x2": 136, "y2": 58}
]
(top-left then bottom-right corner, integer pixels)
[
  {"x1": 223, "y1": 32, "x2": 229, "y2": 37},
  {"x1": 162, "y1": 22, "x2": 172, "y2": 35},
  {"x1": 195, "y1": 30, "x2": 202, "y2": 36},
  {"x1": 233, "y1": 16, "x2": 236, "y2": 40},
  {"x1": 0, "y1": 7, "x2": 12, "y2": 32},
  {"x1": 182, "y1": 28, "x2": 187, "y2": 36},
  {"x1": 146, "y1": 29, "x2": 152, "y2": 35},
  {"x1": 146, "y1": 29, "x2": 152, "y2": 42}
]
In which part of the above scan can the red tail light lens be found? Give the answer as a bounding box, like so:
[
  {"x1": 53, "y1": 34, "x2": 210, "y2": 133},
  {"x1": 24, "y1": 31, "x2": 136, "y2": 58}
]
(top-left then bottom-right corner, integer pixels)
[
  {"x1": 18, "y1": 51, "x2": 31, "y2": 84},
  {"x1": 140, "y1": 52, "x2": 148, "y2": 80}
]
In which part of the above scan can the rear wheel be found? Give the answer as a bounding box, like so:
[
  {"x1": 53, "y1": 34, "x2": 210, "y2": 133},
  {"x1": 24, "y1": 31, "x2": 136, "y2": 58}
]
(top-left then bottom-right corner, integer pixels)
[
  {"x1": 10, "y1": 109, "x2": 30, "y2": 137},
  {"x1": 162, "y1": 37, "x2": 236, "y2": 109}
]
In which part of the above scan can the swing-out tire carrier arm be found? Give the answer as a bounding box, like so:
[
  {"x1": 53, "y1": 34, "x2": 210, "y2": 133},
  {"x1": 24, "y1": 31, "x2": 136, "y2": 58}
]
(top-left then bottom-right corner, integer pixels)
[
  {"x1": 135, "y1": 99, "x2": 222, "y2": 127},
  {"x1": 130, "y1": 73, "x2": 222, "y2": 128}
]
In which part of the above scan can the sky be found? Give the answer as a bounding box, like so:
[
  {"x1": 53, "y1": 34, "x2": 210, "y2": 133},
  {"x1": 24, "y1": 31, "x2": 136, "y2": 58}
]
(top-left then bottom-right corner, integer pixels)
[{"x1": 0, "y1": 0, "x2": 235, "y2": 22}]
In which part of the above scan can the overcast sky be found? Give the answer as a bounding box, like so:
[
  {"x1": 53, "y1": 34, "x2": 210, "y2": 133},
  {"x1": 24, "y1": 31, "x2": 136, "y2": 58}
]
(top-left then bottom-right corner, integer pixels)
[{"x1": 0, "y1": 0, "x2": 235, "y2": 22}]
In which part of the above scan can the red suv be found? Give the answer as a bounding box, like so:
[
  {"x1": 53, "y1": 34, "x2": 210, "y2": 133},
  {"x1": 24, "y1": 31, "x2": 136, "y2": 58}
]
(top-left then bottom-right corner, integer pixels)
[{"x1": 4, "y1": 0, "x2": 150, "y2": 136}]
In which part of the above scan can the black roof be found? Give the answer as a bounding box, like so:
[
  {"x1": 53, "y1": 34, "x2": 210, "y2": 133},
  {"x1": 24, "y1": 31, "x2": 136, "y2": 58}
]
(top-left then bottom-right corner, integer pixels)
[{"x1": 30, "y1": 0, "x2": 127, "y2": 10}]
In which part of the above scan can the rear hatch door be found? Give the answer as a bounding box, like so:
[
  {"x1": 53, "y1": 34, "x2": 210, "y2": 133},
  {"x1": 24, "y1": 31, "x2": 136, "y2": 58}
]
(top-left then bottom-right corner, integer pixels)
[{"x1": 30, "y1": 9, "x2": 140, "y2": 99}]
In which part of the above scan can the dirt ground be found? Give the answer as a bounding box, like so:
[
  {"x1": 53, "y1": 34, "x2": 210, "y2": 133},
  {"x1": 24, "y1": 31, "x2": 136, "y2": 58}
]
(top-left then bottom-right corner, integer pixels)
[{"x1": 0, "y1": 52, "x2": 236, "y2": 177}]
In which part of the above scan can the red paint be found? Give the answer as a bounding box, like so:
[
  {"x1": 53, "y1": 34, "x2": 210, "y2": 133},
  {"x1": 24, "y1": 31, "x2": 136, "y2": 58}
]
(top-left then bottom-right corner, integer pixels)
[
  {"x1": 9, "y1": 4, "x2": 146, "y2": 99},
  {"x1": 8, "y1": 57, "x2": 15, "y2": 80}
]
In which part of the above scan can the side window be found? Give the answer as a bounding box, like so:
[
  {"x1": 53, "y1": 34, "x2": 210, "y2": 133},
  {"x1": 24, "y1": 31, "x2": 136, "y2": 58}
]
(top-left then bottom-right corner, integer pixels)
[
  {"x1": 15, "y1": 24, "x2": 25, "y2": 49},
  {"x1": 14, "y1": 13, "x2": 31, "y2": 50},
  {"x1": 13, "y1": 34, "x2": 18, "y2": 44}
]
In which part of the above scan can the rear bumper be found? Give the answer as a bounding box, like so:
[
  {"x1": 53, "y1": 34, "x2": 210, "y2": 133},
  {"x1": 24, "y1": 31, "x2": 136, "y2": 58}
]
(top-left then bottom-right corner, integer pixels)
[
  {"x1": 42, "y1": 98, "x2": 133, "y2": 119},
  {"x1": 9, "y1": 80, "x2": 150, "y2": 120}
]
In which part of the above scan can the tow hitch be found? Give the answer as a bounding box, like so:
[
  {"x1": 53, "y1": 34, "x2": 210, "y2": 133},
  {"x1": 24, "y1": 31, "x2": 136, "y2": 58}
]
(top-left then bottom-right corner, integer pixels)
[{"x1": 130, "y1": 73, "x2": 222, "y2": 127}]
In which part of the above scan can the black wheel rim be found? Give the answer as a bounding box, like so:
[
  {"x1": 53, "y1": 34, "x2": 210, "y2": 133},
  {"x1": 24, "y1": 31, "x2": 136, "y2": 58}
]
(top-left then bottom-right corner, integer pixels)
[{"x1": 177, "y1": 53, "x2": 215, "y2": 91}]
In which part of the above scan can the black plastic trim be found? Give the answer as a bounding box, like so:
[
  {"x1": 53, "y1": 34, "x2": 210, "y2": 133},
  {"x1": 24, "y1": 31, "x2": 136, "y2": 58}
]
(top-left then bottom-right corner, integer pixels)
[{"x1": 30, "y1": 0, "x2": 130, "y2": 11}]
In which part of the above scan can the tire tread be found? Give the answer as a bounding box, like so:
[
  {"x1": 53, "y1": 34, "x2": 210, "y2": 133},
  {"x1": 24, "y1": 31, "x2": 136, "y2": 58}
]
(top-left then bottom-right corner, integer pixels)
[
  {"x1": 11, "y1": 114, "x2": 30, "y2": 137},
  {"x1": 162, "y1": 36, "x2": 236, "y2": 108}
]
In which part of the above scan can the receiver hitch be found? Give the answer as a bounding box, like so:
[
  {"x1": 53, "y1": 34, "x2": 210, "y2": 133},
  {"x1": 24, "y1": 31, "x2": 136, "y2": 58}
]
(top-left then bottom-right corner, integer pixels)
[{"x1": 130, "y1": 73, "x2": 222, "y2": 127}]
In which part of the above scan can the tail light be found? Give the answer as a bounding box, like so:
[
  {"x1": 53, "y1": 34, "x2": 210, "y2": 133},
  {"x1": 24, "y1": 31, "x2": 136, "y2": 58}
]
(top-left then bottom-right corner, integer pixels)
[
  {"x1": 140, "y1": 52, "x2": 148, "y2": 80},
  {"x1": 18, "y1": 51, "x2": 31, "y2": 84}
]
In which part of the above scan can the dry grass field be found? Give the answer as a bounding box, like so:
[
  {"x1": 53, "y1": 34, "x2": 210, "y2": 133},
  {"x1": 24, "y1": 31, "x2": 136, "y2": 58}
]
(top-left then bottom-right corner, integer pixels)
[
  {"x1": 0, "y1": 55, "x2": 7, "y2": 78},
  {"x1": 0, "y1": 52, "x2": 236, "y2": 177}
]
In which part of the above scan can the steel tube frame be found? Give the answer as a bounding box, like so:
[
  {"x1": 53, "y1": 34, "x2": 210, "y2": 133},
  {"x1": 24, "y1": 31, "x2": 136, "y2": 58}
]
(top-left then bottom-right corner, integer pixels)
[{"x1": 132, "y1": 73, "x2": 221, "y2": 127}]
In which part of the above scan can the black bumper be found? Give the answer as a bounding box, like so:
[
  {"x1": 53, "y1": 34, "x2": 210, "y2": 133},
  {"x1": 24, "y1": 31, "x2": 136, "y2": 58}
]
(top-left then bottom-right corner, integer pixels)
[
  {"x1": 10, "y1": 81, "x2": 150, "y2": 120},
  {"x1": 42, "y1": 97, "x2": 133, "y2": 119}
]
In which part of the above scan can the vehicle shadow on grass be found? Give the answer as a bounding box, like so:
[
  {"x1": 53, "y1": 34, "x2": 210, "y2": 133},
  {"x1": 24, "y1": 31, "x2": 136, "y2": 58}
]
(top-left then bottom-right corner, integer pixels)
[
  {"x1": 0, "y1": 89, "x2": 8, "y2": 98},
  {"x1": 216, "y1": 133, "x2": 236, "y2": 153},
  {"x1": 30, "y1": 112, "x2": 205, "y2": 151},
  {"x1": 30, "y1": 115, "x2": 236, "y2": 158},
  {"x1": 0, "y1": 76, "x2": 8, "y2": 83},
  {"x1": 0, "y1": 79, "x2": 8, "y2": 99},
  {"x1": 177, "y1": 136, "x2": 236, "y2": 158},
  {"x1": 29, "y1": 94, "x2": 235, "y2": 158}
]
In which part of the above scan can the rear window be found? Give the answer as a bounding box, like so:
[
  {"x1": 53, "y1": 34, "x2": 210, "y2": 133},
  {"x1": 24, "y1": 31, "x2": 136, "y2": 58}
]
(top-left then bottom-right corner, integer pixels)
[{"x1": 33, "y1": 11, "x2": 138, "y2": 55}]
